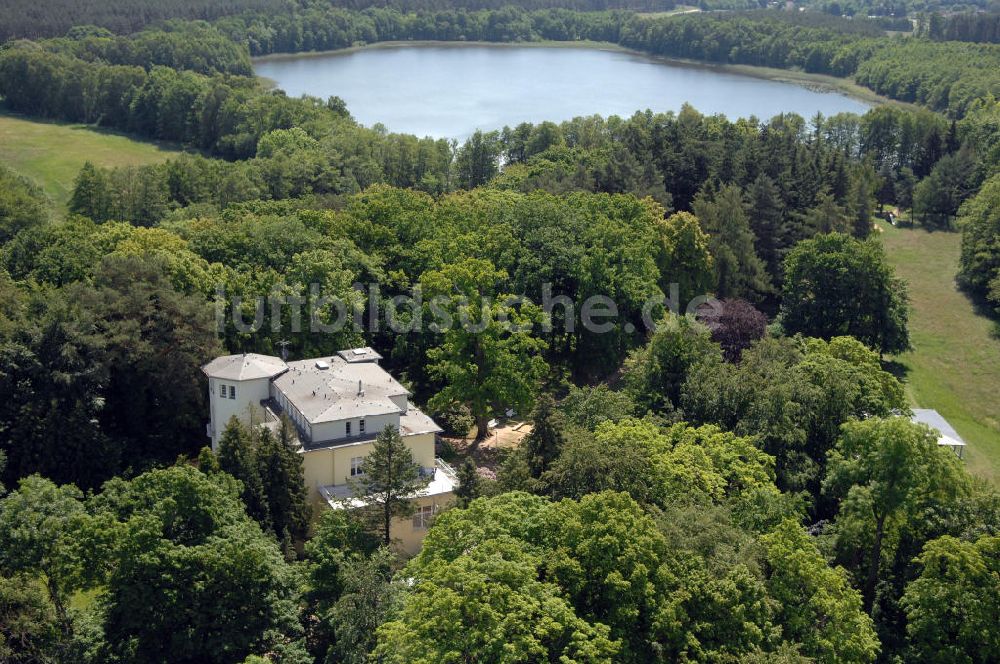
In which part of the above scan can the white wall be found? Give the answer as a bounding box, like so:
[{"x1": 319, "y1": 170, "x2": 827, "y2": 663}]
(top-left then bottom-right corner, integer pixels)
[
  {"x1": 310, "y1": 412, "x2": 398, "y2": 444},
  {"x1": 208, "y1": 376, "x2": 272, "y2": 449}
]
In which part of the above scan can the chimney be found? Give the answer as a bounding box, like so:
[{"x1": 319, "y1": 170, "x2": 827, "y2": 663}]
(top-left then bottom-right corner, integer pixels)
[{"x1": 357, "y1": 379, "x2": 364, "y2": 397}]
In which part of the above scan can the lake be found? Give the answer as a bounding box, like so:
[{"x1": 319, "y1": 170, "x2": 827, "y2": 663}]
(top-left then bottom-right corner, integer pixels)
[{"x1": 255, "y1": 44, "x2": 871, "y2": 140}]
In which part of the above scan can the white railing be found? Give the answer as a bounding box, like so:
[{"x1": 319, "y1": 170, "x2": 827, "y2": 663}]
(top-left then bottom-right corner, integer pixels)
[{"x1": 435, "y1": 457, "x2": 458, "y2": 479}]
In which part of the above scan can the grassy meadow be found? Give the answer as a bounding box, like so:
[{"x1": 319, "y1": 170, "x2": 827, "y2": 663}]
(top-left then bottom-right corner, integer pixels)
[
  {"x1": 0, "y1": 111, "x2": 180, "y2": 208},
  {"x1": 880, "y1": 221, "x2": 1000, "y2": 484}
]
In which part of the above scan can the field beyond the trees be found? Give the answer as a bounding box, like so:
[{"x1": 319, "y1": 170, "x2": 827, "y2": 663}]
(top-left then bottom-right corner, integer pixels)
[
  {"x1": 881, "y1": 221, "x2": 1000, "y2": 485},
  {"x1": 0, "y1": 112, "x2": 179, "y2": 207}
]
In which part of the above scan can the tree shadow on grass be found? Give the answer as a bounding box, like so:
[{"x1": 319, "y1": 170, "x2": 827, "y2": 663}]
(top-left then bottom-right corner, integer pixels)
[
  {"x1": 954, "y1": 278, "x2": 1000, "y2": 340},
  {"x1": 882, "y1": 359, "x2": 911, "y2": 383},
  {"x1": 68, "y1": 122, "x2": 188, "y2": 155}
]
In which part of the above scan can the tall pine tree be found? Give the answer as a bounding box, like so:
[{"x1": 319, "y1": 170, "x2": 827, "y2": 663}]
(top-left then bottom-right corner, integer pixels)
[
  {"x1": 352, "y1": 425, "x2": 429, "y2": 546},
  {"x1": 454, "y1": 458, "x2": 481, "y2": 508},
  {"x1": 746, "y1": 174, "x2": 784, "y2": 281},
  {"x1": 217, "y1": 417, "x2": 271, "y2": 531},
  {"x1": 694, "y1": 184, "x2": 771, "y2": 300},
  {"x1": 522, "y1": 395, "x2": 565, "y2": 479},
  {"x1": 68, "y1": 161, "x2": 110, "y2": 222},
  {"x1": 850, "y1": 165, "x2": 877, "y2": 239},
  {"x1": 256, "y1": 416, "x2": 311, "y2": 552}
]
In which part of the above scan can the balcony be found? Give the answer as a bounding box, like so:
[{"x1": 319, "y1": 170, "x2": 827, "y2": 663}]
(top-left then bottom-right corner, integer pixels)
[{"x1": 318, "y1": 458, "x2": 459, "y2": 510}]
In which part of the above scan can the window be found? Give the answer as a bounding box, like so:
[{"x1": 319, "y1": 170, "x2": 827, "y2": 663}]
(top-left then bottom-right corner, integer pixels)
[
  {"x1": 412, "y1": 505, "x2": 433, "y2": 530},
  {"x1": 219, "y1": 383, "x2": 226, "y2": 398},
  {"x1": 228, "y1": 385, "x2": 236, "y2": 400},
  {"x1": 359, "y1": 418, "x2": 366, "y2": 434},
  {"x1": 350, "y1": 456, "x2": 365, "y2": 477},
  {"x1": 346, "y1": 421, "x2": 352, "y2": 436}
]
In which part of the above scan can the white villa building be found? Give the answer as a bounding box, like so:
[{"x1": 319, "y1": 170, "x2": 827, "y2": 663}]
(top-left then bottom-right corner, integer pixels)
[{"x1": 202, "y1": 347, "x2": 457, "y2": 553}]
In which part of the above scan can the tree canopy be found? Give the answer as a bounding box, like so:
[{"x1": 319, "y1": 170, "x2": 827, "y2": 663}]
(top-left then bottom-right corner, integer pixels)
[{"x1": 779, "y1": 233, "x2": 910, "y2": 355}]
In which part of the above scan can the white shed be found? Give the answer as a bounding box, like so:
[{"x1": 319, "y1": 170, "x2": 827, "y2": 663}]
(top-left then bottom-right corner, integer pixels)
[{"x1": 910, "y1": 409, "x2": 967, "y2": 459}]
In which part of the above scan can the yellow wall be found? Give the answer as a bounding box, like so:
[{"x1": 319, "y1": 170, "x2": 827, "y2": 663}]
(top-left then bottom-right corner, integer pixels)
[
  {"x1": 406, "y1": 433, "x2": 436, "y2": 469},
  {"x1": 300, "y1": 432, "x2": 448, "y2": 555},
  {"x1": 391, "y1": 491, "x2": 454, "y2": 556},
  {"x1": 300, "y1": 432, "x2": 437, "y2": 505},
  {"x1": 301, "y1": 447, "x2": 336, "y2": 506}
]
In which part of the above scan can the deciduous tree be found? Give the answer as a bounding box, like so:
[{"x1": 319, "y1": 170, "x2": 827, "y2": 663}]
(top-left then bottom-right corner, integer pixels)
[
  {"x1": 85, "y1": 465, "x2": 309, "y2": 663},
  {"x1": 698, "y1": 298, "x2": 768, "y2": 362},
  {"x1": 779, "y1": 233, "x2": 910, "y2": 355},
  {"x1": 901, "y1": 534, "x2": 1000, "y2": 662},
  {"x1": 0, "y1": 476, "x2": 85, "y2": 635},
  {"x1": 823, "y1": 418, "x2": 970, "y2": 611},
  {"x1": 375, "y1": 538, "x2": 619, "y2": 663},
  {"x1": 0, "y1": 165, "x2": 48, "y2": 244},
  {"x1": 623, "y1": 314, "x2": 721, "y2": 414},
  {"x1": 762, "y1": 520, "x2": 879, "y2": 663},
  {"x1": 424, "y1": 259, "x2": 548, "y2": 441}
]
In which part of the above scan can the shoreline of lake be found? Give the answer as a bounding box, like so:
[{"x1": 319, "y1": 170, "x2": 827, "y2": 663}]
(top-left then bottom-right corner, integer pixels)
[
  {"x1": 254, "y1": 42, "x2": 876, "y2": 138},
  {"x1": 252, "y1": 39, "x2": 900, "y2": 109}
]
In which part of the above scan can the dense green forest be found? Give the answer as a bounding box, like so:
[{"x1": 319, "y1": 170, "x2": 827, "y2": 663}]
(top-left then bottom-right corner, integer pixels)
[
  {"x1": 918, "y1": 9, "x2": 1000, "y2": 42},
  {"x1": 4, "y1": 8, "x2": 1000, "y2": 123},
  {"x1": 804, "y1": 0, "x2": 993, "y2": 17},
  {"x1": 0, "y1": 0, "x2": 679, "y2": 41},
  {"x1": 3, "y1": 3, "x2": 1000, "y2": 663}
]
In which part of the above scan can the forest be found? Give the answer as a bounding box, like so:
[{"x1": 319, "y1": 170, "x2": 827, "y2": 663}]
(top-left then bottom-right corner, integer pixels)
[
  {"x1": 918, "y1": 9, "x2": 1000, "y2": 43},
  {"x1": 2, "y1": 2, "x2": 1000, "y2": 663},
  {"x1": 4, "y1": 8, "x2": 1000, "y2": 124},
  {"x1": 0, "y1": 0, "x2": 679, "y2": 41}
]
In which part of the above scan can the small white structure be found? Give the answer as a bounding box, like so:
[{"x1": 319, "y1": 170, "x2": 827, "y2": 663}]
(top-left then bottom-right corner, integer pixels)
[
  {"x1": 202, "y1": 348, "x2": 457, "y2": 553},
  {"x1": 910, "y1": 408, "x2": 967, "y2": 459}
]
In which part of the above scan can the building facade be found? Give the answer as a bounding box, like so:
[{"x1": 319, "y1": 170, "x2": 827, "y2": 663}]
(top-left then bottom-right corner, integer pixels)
[{"x1": 202, "y1": 348, "x2": 457, "y2": 554}]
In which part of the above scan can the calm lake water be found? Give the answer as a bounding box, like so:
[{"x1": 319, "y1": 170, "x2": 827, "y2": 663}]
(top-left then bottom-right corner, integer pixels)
[{"x1": 255, "y1": 44, "x2": 870, "y2": 139}]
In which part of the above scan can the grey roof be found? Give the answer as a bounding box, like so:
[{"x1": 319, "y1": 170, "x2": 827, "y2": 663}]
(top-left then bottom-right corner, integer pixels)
[
  {"x1": 400, "y1": 404, "x2": 444, "y2": 437},
  {"x1": 337, "y1": 347, "x2": 383, "y2": 363},
  {"x1": 202, "y1": 353, "x2": 288, "y2": 381},
  {"x1": 294, "y1": 402, "x2": 442, "y2": 451},
  {"x1": 911, "y1": 409, "x2": 966, "y2": 445},
  {"x1": 272, "y1": 356, "x2": 409, "y2": 424}
]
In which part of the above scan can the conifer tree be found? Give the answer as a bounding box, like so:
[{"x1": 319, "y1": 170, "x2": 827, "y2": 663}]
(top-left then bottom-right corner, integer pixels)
[
  {"x1": 745, "y1": 174, "x2": 784, "y2": 280},
  {"x1": 197, "y1": 446, "x2": 220, "y2": 474},
  {"x1": 850, "y1": 165, "x2": 877, "y2": 239},
  {"x1": 256, "y1": 417, "x2": 311, "y2": 548},
  {"x1": 68, "y1": 161, "x2": 110, "y2": 222},
  {"x1": 522, "y1": 395, "x2": 565, "y2": 479},
  {"x1": 353, "y1": 425, "x2": 429, "y2": 545},
  {"x1": 807, "y1": 189, "x2": 850, "y2": 235},
  {"x1": 217, "y1": 417, "x2": 271, "y2": 531},
  {"x1": 454, "y1": 458, "x2": 481, "y2": 508},
  {"x1": 694, "y1": 184, "x2": 771, "y2": 299},
  {"x1": 876, "y1": 162, "x2": 896, "y2": 211}
]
